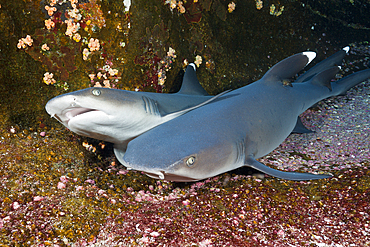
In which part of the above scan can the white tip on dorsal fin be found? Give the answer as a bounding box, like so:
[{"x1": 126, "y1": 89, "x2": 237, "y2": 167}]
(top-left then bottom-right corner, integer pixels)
[
  {"x1": 295, "y1": 48, "x2": 347, "y2": 83},
  {"x1": 262, "y1": 52, "x2": 317, "y2": 82},
  {"x1": 302, "y1": 51, "x2": 316, "y2": 66},
  {"x1": 189, "y1": 63, "x2": 196, "y2": 71}
]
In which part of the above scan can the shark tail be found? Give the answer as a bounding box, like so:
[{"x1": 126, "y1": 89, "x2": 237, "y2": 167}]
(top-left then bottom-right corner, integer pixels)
[
  {"x1": 307, "y1": 65, "x2": 370, "y2": 97},
  {"x1": 332, "y1": 68, "x2": 370, "y2": 96}
]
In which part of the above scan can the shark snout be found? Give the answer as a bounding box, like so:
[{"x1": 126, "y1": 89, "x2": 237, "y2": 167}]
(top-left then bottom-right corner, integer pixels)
[
  {"x1": 45, "y1": 95, "x2": 77, "y2": 117},
  {"x1": 122, "y1": 155, "x2": 199, "y2": 182},
  {"x1": 122, "y1": 156, "x2": 174, "y2": 180},
  {"x1": 45, "y1": 95, "x2": 97, "y2": 126}
]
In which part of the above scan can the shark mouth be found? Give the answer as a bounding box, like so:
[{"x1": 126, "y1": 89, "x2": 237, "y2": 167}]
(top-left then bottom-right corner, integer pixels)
[
  {"x1": 144, "y1": 171, "x2": 199, "y2": 182},
  {"x1": 123, "y1": 161, "x2": 200, "y2": 182},
  {"x1": 54, "y1": 107, "x2": 99, "y2": 125}
]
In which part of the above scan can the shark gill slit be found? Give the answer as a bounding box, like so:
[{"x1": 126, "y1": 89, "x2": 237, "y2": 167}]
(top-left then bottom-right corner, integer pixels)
[
  {"x1": 236, "y1": 140, "x2": 246, "y2": 165},
  {"x1": 142, "y1": 96, "x2": 160, "y2": 116}
]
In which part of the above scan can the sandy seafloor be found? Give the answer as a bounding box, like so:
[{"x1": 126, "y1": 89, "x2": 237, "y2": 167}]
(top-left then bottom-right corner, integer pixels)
[{"x1": 0, "y1": 80, "x2": 369, "y2": 246}]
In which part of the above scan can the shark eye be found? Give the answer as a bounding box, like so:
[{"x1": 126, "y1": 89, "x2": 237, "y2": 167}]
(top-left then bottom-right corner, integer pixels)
[
  {"x1": 92, "y1": 89, "x2": 101, "y2": 96},
  {"x1": 186, "y1": 156, "x2": 196, "y2": 167}
]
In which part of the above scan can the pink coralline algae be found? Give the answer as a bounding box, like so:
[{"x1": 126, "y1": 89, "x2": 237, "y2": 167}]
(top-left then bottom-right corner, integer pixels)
[
  {"x1": 33, "y1": 196, "x2": 44, "y2": 202},
  {"x1": 12, "y1": 202, "x2": 20, "y2": 210},
  {"x1": 60, "y1": 176, "x2": 68, "y2": 183},
  {"x1": 57, "y1": 182, "x2": 66, "y2": 189}
]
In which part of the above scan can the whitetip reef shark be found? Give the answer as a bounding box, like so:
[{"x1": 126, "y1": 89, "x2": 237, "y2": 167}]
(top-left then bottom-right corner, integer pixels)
[
  {"x1": 45, "y1": 64, "x2": 229, "y2": 154},
  {"x1": 121, "y1": 47, "x2": 370, "y2": 182}
]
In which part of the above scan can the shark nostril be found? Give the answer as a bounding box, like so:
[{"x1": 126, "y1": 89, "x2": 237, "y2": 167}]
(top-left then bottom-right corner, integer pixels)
[{"x1": 70, "y1": 97, "x2": 78, "y2": 107}]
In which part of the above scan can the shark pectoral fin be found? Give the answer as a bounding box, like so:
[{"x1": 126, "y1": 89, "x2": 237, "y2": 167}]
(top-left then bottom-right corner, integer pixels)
[
  {"x1": 162, "y1": 89, "x2": 231, "y2": 121},
  {"x1": 245, "y1": 155, "x2": 332, "y2": 181},
  {"x1": 262, "y1": 52, "x2": 316, "y2": 82},
  {"x1": 177, "y1": 63, "x2": 210, "y2": 96},
  {"x1": 295, "y1": 46, "x2": 349, "y2": 83},
  {"x1": 291, "y1": 117, "x2": 314, "y2": 134},
  {"x1": 113, "y1": 143, "x2": 130, "y2": 167}
]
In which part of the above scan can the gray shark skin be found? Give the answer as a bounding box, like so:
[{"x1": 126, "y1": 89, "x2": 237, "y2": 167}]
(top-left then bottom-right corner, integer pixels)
[
  {"x1": 121, "y1": 47, "x2": 370, "y2": 182},
  {"x1": 45, "y1": 64, "x2": 228, "y2": 153}
]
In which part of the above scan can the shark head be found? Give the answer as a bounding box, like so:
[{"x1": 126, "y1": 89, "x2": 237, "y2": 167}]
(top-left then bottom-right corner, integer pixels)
[
  {"x1": 45, "y1": 87, "x2": 162, "y2": 144},
  {"x1": 122, "y1": 123, "x2": 244, "y2": 182}
]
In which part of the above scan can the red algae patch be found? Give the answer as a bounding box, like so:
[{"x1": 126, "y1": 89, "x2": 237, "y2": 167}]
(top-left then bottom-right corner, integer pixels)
[{"x1": 94, "y1": 175, "x2": 370, "y2": 246}]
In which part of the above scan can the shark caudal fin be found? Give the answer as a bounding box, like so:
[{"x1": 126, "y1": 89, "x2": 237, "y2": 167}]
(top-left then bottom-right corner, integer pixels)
[
  {"x1": 262, "y1": 52, "x2": 316, "y2": 83},
  {"x1": 307, "y1": 66, "x2": 370, "y2": 96},
  {"x1": 296, "y1": 46, "x2": 349, "y2": 83},
  {"x1": 245, "y1": 156, "x2": 332, "y2": 181},
  {"x1": 331, "y1": 68, "x2": 370, "y2": 96},
  {"x1": 177, "y1": 63, "x2": 209, "y2": 96}
]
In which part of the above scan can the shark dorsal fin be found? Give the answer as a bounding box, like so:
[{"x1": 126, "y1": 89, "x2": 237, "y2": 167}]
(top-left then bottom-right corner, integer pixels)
[
  {"x1": 262, "y1": 52, "x2": 316, "y2": 82},
  {"x1": 177, "y1": 63, "x2": 209, "y2": 96},
  {"x1": 310, "y1": 66, "x2": 340, "y2": 91},
  {"x1": 332, "y1": 68, "x2": 370, "y2": 96},
  {"x1": 296, "y1": 46, "x2": 349, "y2": 83}
]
